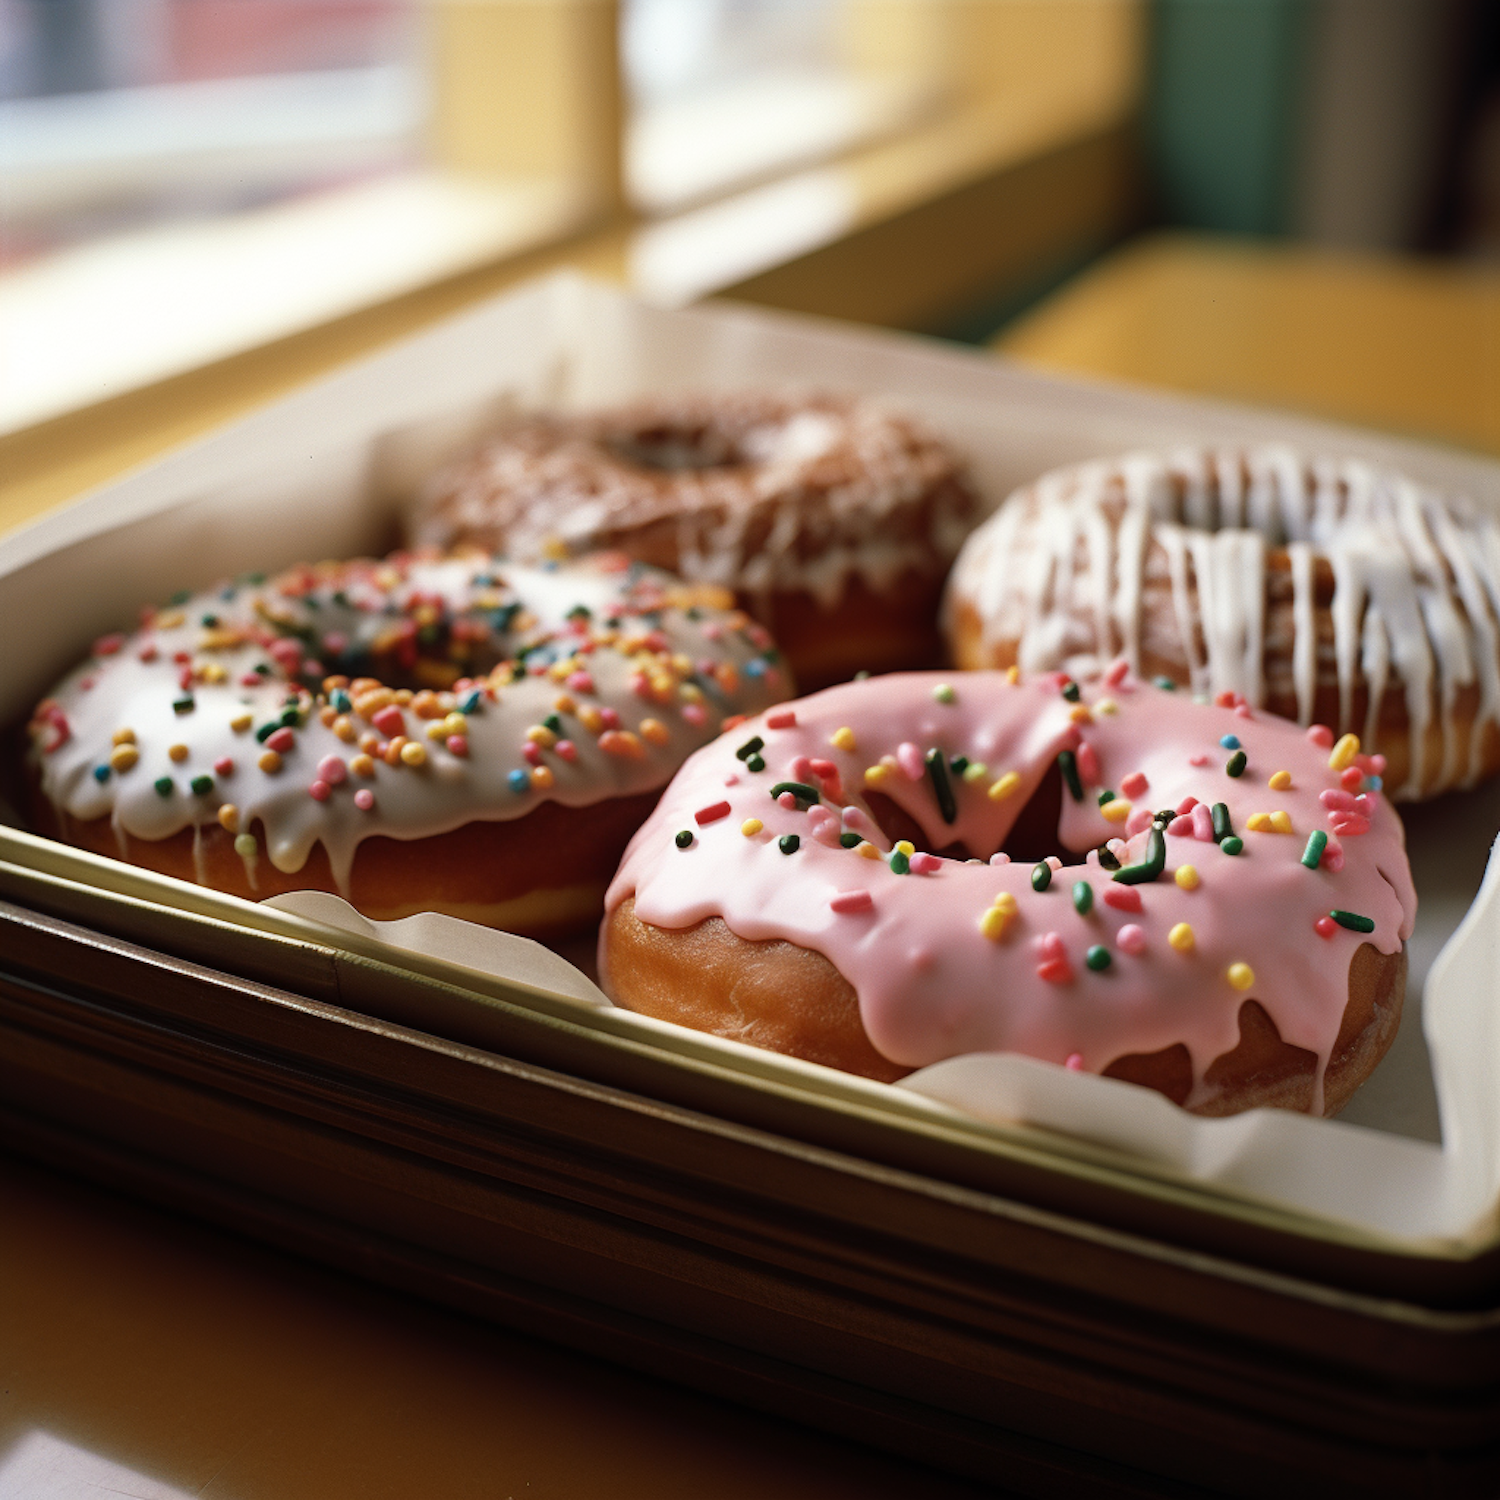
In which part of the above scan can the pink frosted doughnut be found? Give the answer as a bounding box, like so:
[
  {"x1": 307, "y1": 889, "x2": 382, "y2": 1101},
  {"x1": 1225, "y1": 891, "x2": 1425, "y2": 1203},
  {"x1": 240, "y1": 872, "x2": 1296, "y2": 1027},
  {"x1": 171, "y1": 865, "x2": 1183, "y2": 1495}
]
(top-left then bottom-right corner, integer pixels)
[{"x1": 602, "y1": 669, "x2": 1417, "y2": 1115}]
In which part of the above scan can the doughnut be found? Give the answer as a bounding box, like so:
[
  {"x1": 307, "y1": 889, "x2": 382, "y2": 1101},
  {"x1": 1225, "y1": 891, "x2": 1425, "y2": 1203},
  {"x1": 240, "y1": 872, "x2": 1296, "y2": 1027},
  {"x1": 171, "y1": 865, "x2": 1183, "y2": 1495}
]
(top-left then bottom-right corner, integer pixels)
[
  {"x1": 601, "y1": 668, "x2": 1417, "y2": 1115},
  {"x1": 407, "y1": 393, "x2": 979, "y2": 688},
  {"x1": 945, "y1": 447, "x2": 1500, "y2": 799},
  {"x1": 26, "y1": 552, "x2": 785, "y2": 936}
]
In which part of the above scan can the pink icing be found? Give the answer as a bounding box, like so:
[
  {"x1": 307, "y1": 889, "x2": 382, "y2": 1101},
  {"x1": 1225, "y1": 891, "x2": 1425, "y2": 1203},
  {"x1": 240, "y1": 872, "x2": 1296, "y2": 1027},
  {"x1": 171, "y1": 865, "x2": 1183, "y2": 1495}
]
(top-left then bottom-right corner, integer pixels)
[{"x1": 604, "y1": 670, "x2": 1417, "y2": 1113}]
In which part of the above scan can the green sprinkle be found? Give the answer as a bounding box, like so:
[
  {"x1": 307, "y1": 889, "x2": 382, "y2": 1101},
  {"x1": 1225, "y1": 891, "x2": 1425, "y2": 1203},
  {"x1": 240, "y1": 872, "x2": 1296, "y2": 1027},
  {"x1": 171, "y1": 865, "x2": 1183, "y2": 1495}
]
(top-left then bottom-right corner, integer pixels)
[
  {"x1": 1154, "y1": 676, "x2": 1177, "y2": 691},
  {"x1": 769, "y1": 781, "x2": 820, "y2": 808},
  {"x1": 190, "y1": 775, "x2": 213, "y2": 795},
  {"x1": 153, "y1": 777, "x2": 174, "y2": 797},
  {"x1": 746, "y1": 754, "x2": 766, "y2": 773},
  {"x1": 1330, "y1": 908, "x2": 1375, "y2": 933},
  {"x1": 542, "y1": 713, "x2": 563, "y2": 736},
  {"x1": 853, "y1": 670, "x2": 870, "y2": 681},
  {"x1": 735, "y1": 736, "x2": 765, "y2": 761},
  {"x1": 1057, "y1": 748, "x2": 1083, "y2": 802},
  {"x1": 1302, "y1": 830, "x2": 1329, "y2": 869},
  {"x1": 280, "y1": 706, "x2": 300, "y2": 727},
  {"x1": 675, "y1": 830, "x2": 694, "y2": 849},
  {"x1": 172, "y1": 697, "x2": 195, "y2": 715},
  {"x1": 331, "y1": 689, "x2": 352, "y2": 713},
  {"x1": 1061, "y1": 680, "x2": 1080, "y2": 701},
  {"x1": 169, "y1": 589, "x2": 191, "y2": 606},
  {"x1": 200, "y1": 613, "x2": 218, "y2": 627},
  {"x1": 839, "y1": 831, "x2": 862, "y2": 848},
  {"x1": 925, "y1": 747, "x2": 957, "y2": 824},
  {"x1": 1097, "y1": 845, "x2": 1121, "y2": 870},
  {"x1": 780, "y1": 834, "x2": 801, "y2": 855},
  {"x1": 949, "y1": 755, "x2": 968, "y2": 775},
  {"x1": 1085, "y1": 945, "x2": 1112, "y2": 972},
  {"x1": 1113, "y1": 827, "x2": 1166, "y2": 885},
  {"x1": 1221, "y1": 835, "x2": 1244, "y2": 856},
  {"x1": 1225, "y1": 749, "x2": 1247, "y2": 778},
  {"x1": 1098, "y1": 789, "x2": 1115, "y2": 806},
  {"x1": 1211, "y1": 802, "x2": 1233, "y2": 842},
  {"x1": 933, "y1": 683, "x2": 956, "y2": 704},
  {"x1": 1072, "y1": 881, "x2": 1093, "y2": 915},
  {"x1": 889, "y1": 849, "x2": 910, "y2": 874},
  {"x1": 1031, "y1": 863, "x2": 1052, "y2": 892},
  {"x1": 256, "y1": 723, "x2": 278, "y2": 743}
]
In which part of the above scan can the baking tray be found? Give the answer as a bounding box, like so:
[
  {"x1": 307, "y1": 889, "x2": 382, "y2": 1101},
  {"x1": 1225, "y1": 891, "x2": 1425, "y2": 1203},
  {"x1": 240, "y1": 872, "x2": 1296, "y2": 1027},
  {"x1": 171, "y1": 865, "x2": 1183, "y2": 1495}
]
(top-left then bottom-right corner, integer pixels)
[{"x1": 5, "y1": 276, "x2": 1500, "y2": 1495}]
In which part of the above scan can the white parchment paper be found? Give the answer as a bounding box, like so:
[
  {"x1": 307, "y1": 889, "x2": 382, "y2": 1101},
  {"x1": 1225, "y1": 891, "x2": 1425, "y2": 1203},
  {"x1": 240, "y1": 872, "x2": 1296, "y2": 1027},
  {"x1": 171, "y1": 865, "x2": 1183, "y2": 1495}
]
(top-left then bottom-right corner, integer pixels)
[{"x1": 4, "y1": 273, "x2": 1499, "y2": 1248}]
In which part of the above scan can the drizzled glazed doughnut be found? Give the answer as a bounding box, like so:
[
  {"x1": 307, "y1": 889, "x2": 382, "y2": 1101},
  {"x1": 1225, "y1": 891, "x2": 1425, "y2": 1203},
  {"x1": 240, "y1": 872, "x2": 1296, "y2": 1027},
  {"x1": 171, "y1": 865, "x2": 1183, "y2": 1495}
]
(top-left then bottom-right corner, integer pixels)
[
  {"x1": 945, "y1": 448, "x2": 1500, "y2": 799},
  {"x1": 27, "y1": 553, "x2": 785, "y2": 936},
  {"x1": 408, "y1": 394, "x2": 979, "y2": 688},
  {"x1": 603, "y1": 668, "x2": 1416, "y2": 1115}
]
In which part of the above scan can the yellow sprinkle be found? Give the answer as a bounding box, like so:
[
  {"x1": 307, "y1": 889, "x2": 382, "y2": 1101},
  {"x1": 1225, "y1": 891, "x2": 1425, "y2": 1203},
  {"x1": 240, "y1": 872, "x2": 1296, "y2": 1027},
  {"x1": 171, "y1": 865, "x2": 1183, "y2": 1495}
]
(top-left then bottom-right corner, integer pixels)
[
  {"x1": 864, "y1": 764, "x2": 892, "y2": 788},
  {"x1": 108, "y1": 744, "x2": 139, "y2": 772},
  {"x1": 1100, "y1": 799, "x2": 1132, "y2": 823},
  {"x1": 1227, "y1": 962, "x2": 1255, "y2": 991},
  {"x1": 855, "y1": 841, "x2": 881, "y2": 860},
  {"x1": 741, "y1": 818, "x2": 764, "y2": 837},
  {"x1": 426, "y1": 720, "x2": 448, "y2": 741},
  {"x1": 578, "y1": 705, "x2": 604, "y2": 734},
  {"x1": 350, "y1": 753, "x2": 375, "y2": 778},
  {"x1": 530, "y1": 765, "x2": 554, "y2": 789},
  {"x1": 1069, "y1": 704, "x2": 1093, "y2": 724},
  {"x1": 1168, "y1": 922, "x2": 1195, "y2": 952},
  {"x1": 541, "y1": 537, "x2": 570, "y2": 562},
  {"x1": 962, "y1": 761, "x2": 988, "y2": 783},
  {"x1": 1174, "y1": 864, "x2": 1199, "y2": 890},
  {"x1": 1246, "y1": 812, "x2": 1272, "y2": 832},
  {"x1": 1095, "y1": 698, "x2": 1118, "y2": 715},
  {"x1": 230, "y1": 712, "x2": 253, "y2": 734},
  {"x1": 548, "y1": 661, "x2": 572, "y2": 683},
  {"x1": 526, "y1": 725, "x2": 557, "y2": 748},
  {"x1": 640, "y1": 717, "x2": 671, "y2": 745},
  {"x1": 442, "y1": 712, "x2": 467, "y2": 737},
  {"x1": 830, "y1": 726, "x2": 857, "y2": 752},
  {"x1": 988, "y1": 771, "x2": 1021, "y2": 801},
  {"x1": 258, "y1": 750, "x2": 282, "y2": 774},
  {"x1": 1269, "y1": 770, "x2": 1292, "y2": 790},
  {"x1": 393, "y1": 689, "x2": 413, "y2": 706},
  {"x1": 217, "y1": 803, "x2": 239, "y2": 834},
  {"x1": 400, "y1": 741, "x2": 427, "y2": 767},
  {"x1": 979, "y1": 905, "x2": 1014, "y2": 942},
  {"x1": 992, "y1": 891, "x2": 1017, "y2": 915},
  {"x1": 1270, "y1": 810, "x2": 1293, "y2": 834},
  {"x1": 168, "y1": 743, "x2": 189, "y2": 763},
  {"x1": 1329, "y1": 733, "x2": 1361, "y2": 772},
  {"x1": 111, "y1": 727, "x2": 136, "y2": 746},
  {"x1": 894, "y1": 840, "x2": 915, "y2": 856},
  {"x1": 678, "y1": 683, "x2": 703, "y2": 704},
  {"x1": 155, "y1": 610, "x2": 184, "y2": 629},
  {"x1": 201, "y1": 663, "x2": 228, "y2": 684},
  {"x1": 333, "y1": 715, "x2": 356, "y2": 743},
  {"x1": 233, "y1": 833, "x2": 256, "y2": 858},
  {"x1": 553, "y1": 693, "x2": 577, "y2": 714},
  {"x1": 1005, "y1": 665, "x2": 1020, "y2": 683},
  {"x1": 383, "y1": 737, "x2": 408, "y2": 766}
]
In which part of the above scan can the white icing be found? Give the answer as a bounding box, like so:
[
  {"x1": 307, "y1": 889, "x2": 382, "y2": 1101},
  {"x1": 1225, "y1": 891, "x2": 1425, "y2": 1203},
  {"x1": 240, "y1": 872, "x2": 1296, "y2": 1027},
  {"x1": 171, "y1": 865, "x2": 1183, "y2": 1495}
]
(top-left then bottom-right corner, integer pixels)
[{"x1": 948, "y1": 448, "x2": 1500, "y2": 798}]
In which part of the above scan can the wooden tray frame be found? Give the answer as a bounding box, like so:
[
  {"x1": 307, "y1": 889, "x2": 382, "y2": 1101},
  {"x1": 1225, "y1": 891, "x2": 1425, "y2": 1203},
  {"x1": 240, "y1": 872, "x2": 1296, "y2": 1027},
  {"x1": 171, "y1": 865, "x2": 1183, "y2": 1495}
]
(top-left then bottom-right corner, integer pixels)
[{"x1": 5, "y1": 895, "x2": 1499, "y2": 1498}]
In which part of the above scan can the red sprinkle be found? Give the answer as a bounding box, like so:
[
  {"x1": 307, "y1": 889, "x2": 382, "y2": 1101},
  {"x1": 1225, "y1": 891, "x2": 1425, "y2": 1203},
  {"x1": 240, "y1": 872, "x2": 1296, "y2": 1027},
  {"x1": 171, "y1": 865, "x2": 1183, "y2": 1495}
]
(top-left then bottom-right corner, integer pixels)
[
  {"x1": 1076, "y1": 742, "x2": 1100, "y2": 784},
  {"x1": 555, "y1": 739, "x2": 578, "y2": 762},
  {"x1": 93, "y1": 633, "x2": 125, "y2": 657},
  {"x1": 266, "y1": 727, "x2": 295, "y2": 753},
  {"x1": 447, "y1": 735, "x2": 468, "y2": 757},
  {"x1": 309, "y1": 780, "x2": 331, "y2": 801},
  {"x1": 1102, "y1": 886, "x2": 1142, "y2": 912},
  {"x1": 372, "y1": 706, "x2": 405, "y2": 737},
  {"x1": 695, "y1": 800, "x2": 732, "y2": 826},
  {"x1": 1104, "y1": 659, "x2": 1129, "y2": 686},
  {"x1": 523, "y1": 743, "x2": 542, "y2": 766},
  {"x1": 830, "y1": 890, "x2": 874, "y2": 915},
  {"x1": 1307, "y1": 724, "x2": 1335, "y2": 748},
  {"x1": 1175, "y1": 795, "x2": 1198, "y2": 814},
  {"x1": 213, "y1": 757, "x2": 234, "y2": 776},
  {"x1": 1314, "y1": 916, "x2": 1336, "y2": 938},
  {"x1": 1065, "y1": 1051, "x2": 1085, "y2": 1070},
  {"x1": 138, "y1": 645, "x2": 159, "y2": 663},
  {"x1": 1340, "y1": 766, "x2": 1364, "y2": 791},
  {"x1": 721, "y1": 714, "x2": 747, "y2": 732},
  {"x1": 767, "y1": 710, "x2": 797, "y2": 729},
  {"x1": 1037, "y1": 958, "x2": 1074, "y2": 984},
  {"x1": 908, "y1": 852, "x2": 941, "y2": 874},
  {"x1": 1331, "y1": 813, "x2": 1370, "y2": 836},
  {"x1": 1121, "y1": 771, "x2": 1149, "y2": 799}
]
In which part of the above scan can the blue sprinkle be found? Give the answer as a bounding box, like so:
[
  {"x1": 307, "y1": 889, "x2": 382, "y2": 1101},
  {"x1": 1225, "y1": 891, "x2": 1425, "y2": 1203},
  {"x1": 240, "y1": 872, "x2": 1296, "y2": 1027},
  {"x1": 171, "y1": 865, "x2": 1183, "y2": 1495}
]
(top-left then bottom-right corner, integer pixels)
[
  {"x1": 507, "y1": 769, "x2": 530, "y2": 794},
  {"x1": 1366, "y1": 775, "x2": 1383, "y2": 792},
  {"x1": 459, "y1": 689, "x2": 484, "y2": 715},
  {"x1": 542, "y1": 559, "x2": 559, "y2": 572},
  {"x1": 1219, "y1": 734, "x2": 1241, "y2": 749},
  {"x1": 744, "y1": 660, "x2": 765, "y2": 677},
  {"x1": 93, "y1": 764, "x2": 111, "y2": 782}
]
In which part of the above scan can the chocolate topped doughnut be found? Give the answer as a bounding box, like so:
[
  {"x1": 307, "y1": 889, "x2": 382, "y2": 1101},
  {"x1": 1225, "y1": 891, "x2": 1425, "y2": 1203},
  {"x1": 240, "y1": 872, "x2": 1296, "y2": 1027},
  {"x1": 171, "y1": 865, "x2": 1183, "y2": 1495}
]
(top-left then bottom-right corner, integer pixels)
[{"x1": 408, "y1": 394, "x2": 980, "y2": 688}]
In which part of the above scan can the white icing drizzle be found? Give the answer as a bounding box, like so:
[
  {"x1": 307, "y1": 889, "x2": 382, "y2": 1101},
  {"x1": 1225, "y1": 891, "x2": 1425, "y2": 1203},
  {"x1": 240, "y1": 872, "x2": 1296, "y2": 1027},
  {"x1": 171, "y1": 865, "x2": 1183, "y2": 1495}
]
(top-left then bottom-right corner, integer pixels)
[{"x1": 947, "y1": 447, "x2": 1500, "y2": 798}]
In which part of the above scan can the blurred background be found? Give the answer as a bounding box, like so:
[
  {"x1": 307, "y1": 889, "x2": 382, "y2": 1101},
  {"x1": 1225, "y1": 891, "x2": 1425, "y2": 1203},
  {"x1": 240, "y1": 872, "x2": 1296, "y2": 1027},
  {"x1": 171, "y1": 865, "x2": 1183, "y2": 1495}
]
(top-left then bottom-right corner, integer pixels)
[{"x1": 2, "y1": 0, "x2": 1498, "y2": 466}]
